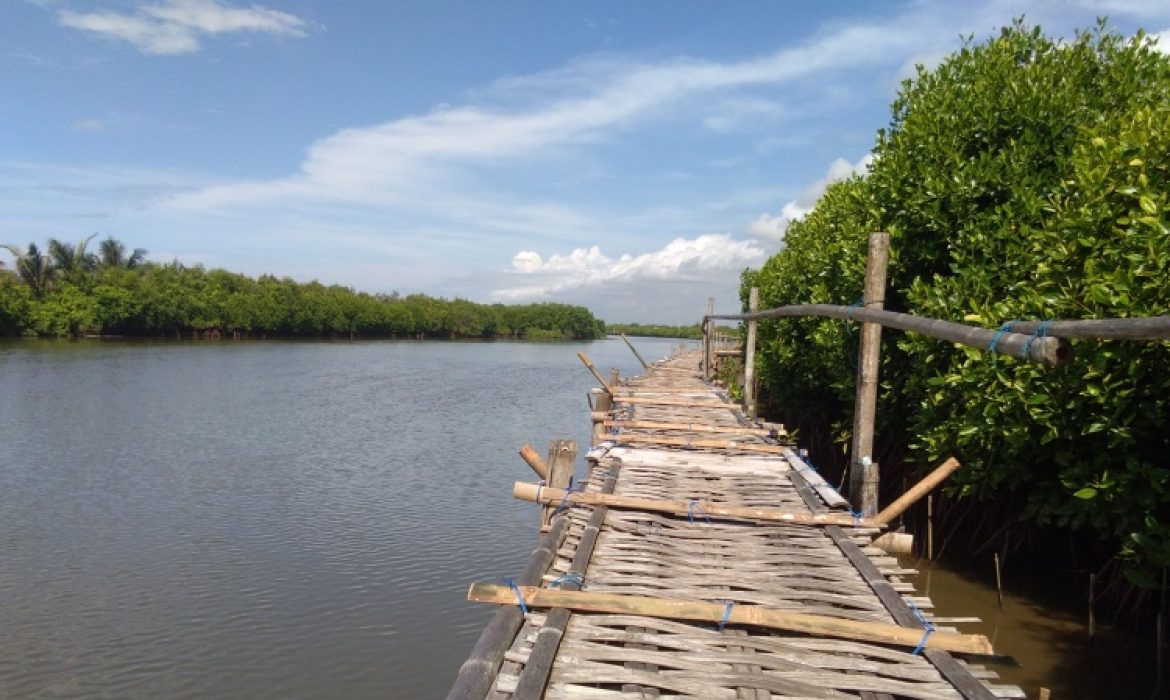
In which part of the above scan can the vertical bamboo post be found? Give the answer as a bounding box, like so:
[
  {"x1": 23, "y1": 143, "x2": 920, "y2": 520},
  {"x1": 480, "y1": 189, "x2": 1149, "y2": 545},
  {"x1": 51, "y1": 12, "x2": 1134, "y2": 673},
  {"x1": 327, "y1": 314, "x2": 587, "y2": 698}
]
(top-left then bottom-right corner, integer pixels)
[
  {"x1": 927, "y1": 495, "x2": 934, "y2": 561},
  {"x1": 591, "y1": 389, "x2": 612, "y2": 446},
  {"x1": 993, "y1": 553, "x2": 1004, "y2": 609},
  {"x1": 610, "y1": 368, "x2": 619, "y2": 389},
  {"x1": 704, "y1": 297, "x2": 714, "y2": 381},
  {"x1": 849, "y1": 231, "x2": 890, "y2": 516},
  {"x1": 744, "y1": 287, "x2": 759, "y2": 418},
  {"x1": 540, "y1": 440, "x2": 576, "y2": 531},
  {"x1": 620, "y1": 334, "x2": 649, "y2": 370}
]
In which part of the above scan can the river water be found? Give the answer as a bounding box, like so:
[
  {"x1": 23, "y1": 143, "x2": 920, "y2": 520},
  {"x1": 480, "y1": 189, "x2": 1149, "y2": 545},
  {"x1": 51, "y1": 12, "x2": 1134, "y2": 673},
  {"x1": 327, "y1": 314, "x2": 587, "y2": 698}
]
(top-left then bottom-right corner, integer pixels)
[
  {"x1": 0, "y1": 337, "x2": 684, "y2": 699},
  {"x1": 0, "y1": 337, "x2": 1153, "y2": 699}
]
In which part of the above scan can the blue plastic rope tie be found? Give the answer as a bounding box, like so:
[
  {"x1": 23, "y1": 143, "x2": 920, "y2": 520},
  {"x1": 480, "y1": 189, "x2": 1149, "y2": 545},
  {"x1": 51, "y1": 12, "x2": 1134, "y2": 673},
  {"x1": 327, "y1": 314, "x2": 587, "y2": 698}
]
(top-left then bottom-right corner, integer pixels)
[
  {"x1": 535, "y1": 482, "x2": 545, "y2": 505},
  {"x1": 718, "y1": 600, "x2": 735, "y2": 631},
  {"x1": 504, "y1": 577, "x2": 529, "y2": 616},
  {"x1": 550, "y1": 571, "x2": 584, "y2": 588},
  {"x1": 687, "y1": 499, "x2": 711, "y2": 524},
  {"x1": 1019, "y1": 321, "x2": 1051, "y2": 360},
  {"x1": 552, "y1": 480, "x2": 578, "y2": 518},
  {"x1": 908, "y1": 599, "x2": 934, "y2": 655},
  {"x1": 850, "y1": 509, "x2": 863, "y2": 527},
  {"x1": 987, "y1": 321, "x2": 1015, "y2": 355}
]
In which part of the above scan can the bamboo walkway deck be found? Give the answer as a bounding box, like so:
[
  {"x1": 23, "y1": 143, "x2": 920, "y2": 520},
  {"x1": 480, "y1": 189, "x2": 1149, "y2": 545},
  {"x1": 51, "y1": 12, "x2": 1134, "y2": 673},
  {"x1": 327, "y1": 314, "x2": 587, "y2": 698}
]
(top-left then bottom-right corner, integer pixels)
[{"x1": 450, "y1": 350, "x2": 1022, "y2": 700}]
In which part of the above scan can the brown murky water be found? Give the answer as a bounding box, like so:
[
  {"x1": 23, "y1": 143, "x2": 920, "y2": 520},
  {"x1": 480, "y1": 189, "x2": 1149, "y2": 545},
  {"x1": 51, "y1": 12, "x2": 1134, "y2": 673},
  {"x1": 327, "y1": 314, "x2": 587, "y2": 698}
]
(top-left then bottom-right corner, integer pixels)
[{"x1": 902, "y1": 555, "x2": 1161, "y2": 699}]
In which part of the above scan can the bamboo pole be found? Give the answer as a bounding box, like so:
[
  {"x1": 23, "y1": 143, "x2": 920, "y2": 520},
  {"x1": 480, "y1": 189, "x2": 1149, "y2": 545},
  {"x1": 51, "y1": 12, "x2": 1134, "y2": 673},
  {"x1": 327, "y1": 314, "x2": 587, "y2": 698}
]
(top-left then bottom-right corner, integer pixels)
[
  {"x1": 613, "y1": 396, "x2": 734, "y2": 409},
  {"x1": 850, "y1": 232, "x2": 889, "y2": 516},
  {"x1": 871, "y1": 458, "x2": 961, "y2": 526},
  {"x1": 745, "y1": 286, "x2": 759, "y2": 418},
  {"x1": 467, "y1": 584, "x2": 995, "y2": 656},
  {"x1": 710, "y1": 305, "x2": 1072, "y2": 367},
  {"x1": 576, "y1": 352, "x2": 612, "y2": 393},
  {"x1": 1009, "y1": 316, "x2": 1170, "y2": 340},
  {"x1": 602, "y1": 419, "x2": 776, "y2": 436},
  {"x1": 518, "y1": 443, "x2": 549, "y2": 480},
  {"x1": 590, "y1": 389, "x2": 612, "y2": 446},
  {"x1": 612, "y1": 433, "x2": 786, "y2": 454},
  {"x1": 513, "y1": 482, "x2": 881, "y2": 528},
  {"x1": 704, "y1": 297, "x2": 714, "y2": 380},
  {"x1": 620, "y1": 334, "x2": 650, "y2": 370}
]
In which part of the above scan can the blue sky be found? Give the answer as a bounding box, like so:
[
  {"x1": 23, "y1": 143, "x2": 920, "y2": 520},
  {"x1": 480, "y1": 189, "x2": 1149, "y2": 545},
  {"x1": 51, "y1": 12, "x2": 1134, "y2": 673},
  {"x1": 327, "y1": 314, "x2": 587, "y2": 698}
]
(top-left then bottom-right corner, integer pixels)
[{"x1": 2, "y1": 1, "x2": 1168, "y2": 323}]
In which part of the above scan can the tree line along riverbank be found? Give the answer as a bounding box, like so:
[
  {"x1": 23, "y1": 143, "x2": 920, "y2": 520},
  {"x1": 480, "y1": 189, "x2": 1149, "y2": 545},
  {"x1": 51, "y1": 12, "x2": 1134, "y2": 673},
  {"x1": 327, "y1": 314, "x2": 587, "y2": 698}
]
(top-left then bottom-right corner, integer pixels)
[{"x1": 0, "y1": 236, "x2": 605, "y2": 340}]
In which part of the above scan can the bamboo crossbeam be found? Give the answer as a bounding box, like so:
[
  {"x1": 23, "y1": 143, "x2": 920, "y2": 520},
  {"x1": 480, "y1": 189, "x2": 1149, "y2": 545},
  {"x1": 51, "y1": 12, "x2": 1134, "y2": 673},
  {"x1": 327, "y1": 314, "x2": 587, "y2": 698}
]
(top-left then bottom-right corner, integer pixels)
[
  {"x1": 602, "y1": 419, "x2": 777, "y2": 436},
  {"x1": 467, "y1": 584, "x2": 995, "y2": 656},
  {"x1": 614, "y1": 387, "x2": 716, "y2": 394},
  {"x1": 708, "y1": 304, "x2": 1072, "y2": 366},
  {"x1": 513, "y1": 482, "x2": 880, "y2": 528},
  {"x1": 613, "y1": 433, "x2": 786, "y2": 454},
  {"x1": 614, "y1": 396, "x2": 735, "y2": 409}
]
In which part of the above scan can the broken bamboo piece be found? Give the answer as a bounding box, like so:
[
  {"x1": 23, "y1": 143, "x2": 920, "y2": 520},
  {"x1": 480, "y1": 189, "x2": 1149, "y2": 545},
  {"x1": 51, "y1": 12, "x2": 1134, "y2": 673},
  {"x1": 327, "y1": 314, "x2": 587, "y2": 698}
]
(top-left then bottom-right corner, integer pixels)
[
  {"x1": 576, "y1": 352, "x2": 612, "y2": 393},
  {"x1": 871, "y1": 457, "x2": 961, "y2": 526},
  {"x1": 466, "y1": 584, "x2": 995, "y2": 656},
  {"x1": 518, "y1": 443, "x2": 549, "y2": 480},
  {"x1": 513, "y1": 482, "x2": 881, "y2": 528}
]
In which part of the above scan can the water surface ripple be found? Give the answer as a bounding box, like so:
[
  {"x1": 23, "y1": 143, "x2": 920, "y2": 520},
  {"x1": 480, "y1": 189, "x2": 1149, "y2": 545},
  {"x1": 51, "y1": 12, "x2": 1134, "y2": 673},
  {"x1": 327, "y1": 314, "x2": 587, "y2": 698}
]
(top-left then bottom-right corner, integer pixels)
[{"x1": 0, "y1": 337, "x2": 685, "y2": 699}]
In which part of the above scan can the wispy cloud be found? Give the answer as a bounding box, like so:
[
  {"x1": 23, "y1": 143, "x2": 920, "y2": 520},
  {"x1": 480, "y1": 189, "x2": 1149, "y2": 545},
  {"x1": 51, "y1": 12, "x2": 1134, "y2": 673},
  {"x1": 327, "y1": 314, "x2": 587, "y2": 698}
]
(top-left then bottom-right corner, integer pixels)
[
  {"x1": 744, "y1": 154, "x2": 872, "y2": 242},
  {"x1": 494, "y1": 234, "x2": 765, "y2": 302},
  {"x1": 58, "y1": 0, "x2": 309, "y2": 55}
]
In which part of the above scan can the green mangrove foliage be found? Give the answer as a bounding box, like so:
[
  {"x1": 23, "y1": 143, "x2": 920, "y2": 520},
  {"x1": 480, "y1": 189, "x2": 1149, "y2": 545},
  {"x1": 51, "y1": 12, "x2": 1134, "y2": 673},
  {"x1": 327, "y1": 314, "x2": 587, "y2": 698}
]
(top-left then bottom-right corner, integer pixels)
[
  {"x1": 603, "y1": 323, "x2": 736, "y2": 339},
  {"x1": 0, "y1": 237, "x2": 606, "y2": 340},
  {"x1": 743, "y1": 22, "x2": 1170, "y2": 582}
]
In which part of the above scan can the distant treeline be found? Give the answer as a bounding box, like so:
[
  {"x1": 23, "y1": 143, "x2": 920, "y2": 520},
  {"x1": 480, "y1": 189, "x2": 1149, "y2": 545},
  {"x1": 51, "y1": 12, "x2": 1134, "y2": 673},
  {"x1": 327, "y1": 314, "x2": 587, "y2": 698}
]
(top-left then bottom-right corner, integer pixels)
[
  {"x1": 0, "y1": 236, "x2": 606, "y2": 340},
  {"x1": 605, "y1": 322, "x2": 737, "y2": 339}
]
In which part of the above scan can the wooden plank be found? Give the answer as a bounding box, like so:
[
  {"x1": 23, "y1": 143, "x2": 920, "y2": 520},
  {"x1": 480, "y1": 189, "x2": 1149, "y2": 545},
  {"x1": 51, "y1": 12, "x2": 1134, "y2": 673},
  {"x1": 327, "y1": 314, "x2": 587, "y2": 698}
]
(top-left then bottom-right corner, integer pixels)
[
  {"x1": 467, "y1": 584, "x2": 995, "y2": 656},
  {"x1": 513, "y1": 482, "x2": 881, "y2": 528}
]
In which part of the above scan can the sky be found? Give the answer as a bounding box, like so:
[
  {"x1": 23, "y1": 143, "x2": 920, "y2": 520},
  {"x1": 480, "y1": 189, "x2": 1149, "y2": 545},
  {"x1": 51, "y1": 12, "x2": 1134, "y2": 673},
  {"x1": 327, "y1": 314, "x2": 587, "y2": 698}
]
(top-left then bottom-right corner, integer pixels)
[{"x1": 2, "y1": 1, "x2": 1168, "y2": 323}]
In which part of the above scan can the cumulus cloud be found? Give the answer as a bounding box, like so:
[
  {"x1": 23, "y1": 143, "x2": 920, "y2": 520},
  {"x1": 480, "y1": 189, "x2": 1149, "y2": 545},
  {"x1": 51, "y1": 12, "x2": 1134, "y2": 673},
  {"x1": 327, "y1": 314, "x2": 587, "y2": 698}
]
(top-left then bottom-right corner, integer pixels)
[
  {"x1": 1151, "y1": 29, "x2": 1170, "y2": 53},
  {"x1": 744, "y1": 154, "x2": 872, "y2": 242},
  {"x1": 59, "y1": 0, "x2": 309, "y2": 55},
  {"x1": 494, "y1": 234, "x2": 765, "y2": 301}
]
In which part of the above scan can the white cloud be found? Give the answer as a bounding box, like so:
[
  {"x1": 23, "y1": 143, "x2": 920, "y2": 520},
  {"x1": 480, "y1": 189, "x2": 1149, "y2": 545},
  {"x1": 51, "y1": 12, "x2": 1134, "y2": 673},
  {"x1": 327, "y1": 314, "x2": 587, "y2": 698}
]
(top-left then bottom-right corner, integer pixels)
[
  {"x1": 59, "y1": 0, "x2": 308, "y2": 55},
  {"x1": 1151, "y1": 29, "x2": 1170, "y2": 53},
  {"x1": 169, "y1": 17, "x2": 921, "y2": 210},
  {"x1": 494, "y1": 234, "x2": 765, "y2": 301},
  {"x1": 743, "y1": 154, "x2": 872, "y2": 242}
]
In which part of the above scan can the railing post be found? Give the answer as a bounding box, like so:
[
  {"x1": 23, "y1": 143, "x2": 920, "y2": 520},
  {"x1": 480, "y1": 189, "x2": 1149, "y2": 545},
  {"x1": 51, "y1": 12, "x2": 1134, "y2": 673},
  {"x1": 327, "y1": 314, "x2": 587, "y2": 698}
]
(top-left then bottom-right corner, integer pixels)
[
  {"x1": 850, "y1": 232, "x2": 890, "y2": 516},
  {"x1": 744, "y1": 287, "x2": 759, "y2": 419},
  {"x1": 703, "y1": 297, "x2": 714, "y2": 381}
]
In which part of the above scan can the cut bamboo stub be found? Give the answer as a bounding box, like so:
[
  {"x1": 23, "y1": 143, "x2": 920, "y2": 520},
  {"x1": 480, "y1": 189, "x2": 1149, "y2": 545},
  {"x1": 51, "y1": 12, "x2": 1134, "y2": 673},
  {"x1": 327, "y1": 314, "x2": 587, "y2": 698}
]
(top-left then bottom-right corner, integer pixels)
[
  {"x1": 518, "y1": 444, "x2": 549, "y2": 480},
  {"x1": 871, "y1": 457, "x2": 961, "y2": 526},
  {"x1": 513, "y1": 481, "x2": 881, "y2": 528},
  {"x1": 467, "y1": 583, "x2": 995, "y2": 656}
]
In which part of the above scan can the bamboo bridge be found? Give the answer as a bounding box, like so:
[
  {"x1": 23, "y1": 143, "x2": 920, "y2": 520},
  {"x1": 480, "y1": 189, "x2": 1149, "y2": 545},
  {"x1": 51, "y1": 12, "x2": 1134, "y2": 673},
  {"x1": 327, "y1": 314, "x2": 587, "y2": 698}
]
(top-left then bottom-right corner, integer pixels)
[{"x1": 447, "y1": 347, "x2": 1023, "y2": 700}]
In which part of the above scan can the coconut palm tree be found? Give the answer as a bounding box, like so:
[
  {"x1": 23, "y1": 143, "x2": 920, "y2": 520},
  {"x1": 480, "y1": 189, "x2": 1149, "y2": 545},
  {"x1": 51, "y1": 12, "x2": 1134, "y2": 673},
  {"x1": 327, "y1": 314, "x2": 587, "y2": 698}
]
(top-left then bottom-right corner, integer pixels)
[
  {"x1": 98, "y1": 236, "x2": 147, "y2": 269},
  {"x1": 47, "y1": 233, "x2": 98, "y2": 282},
  {"x1": 2, "y1": 243, "x2": 54, "y2": 298}
]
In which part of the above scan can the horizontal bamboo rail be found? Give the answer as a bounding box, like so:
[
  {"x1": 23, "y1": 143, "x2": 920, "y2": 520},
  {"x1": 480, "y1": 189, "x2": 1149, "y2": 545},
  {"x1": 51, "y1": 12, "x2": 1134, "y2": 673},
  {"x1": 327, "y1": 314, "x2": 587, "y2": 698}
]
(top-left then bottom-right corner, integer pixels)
[
  {"x1": 466, "y1": 584, "x2": 995, "y2": 656},
  {"x1": 613, "y1": 396, "x2": 735, "y2": 409},
  {"x1": 602, "y1": 419, "x2": 778, "y2": 436},
  {"x1": 1007, "y1": 316, "x2": 1170, "y2": 340},
  {"x1": 708, "y1": 304, "x2": 1073, "y2": 366},
  {"x1": 612, "y1": 433, "x2": 787, "y2": 454}
]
